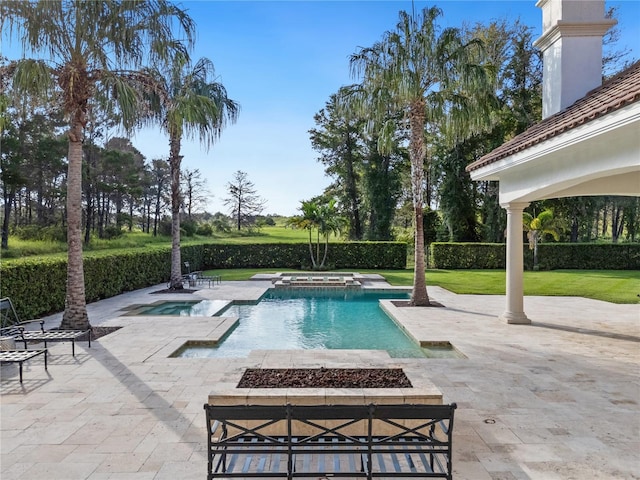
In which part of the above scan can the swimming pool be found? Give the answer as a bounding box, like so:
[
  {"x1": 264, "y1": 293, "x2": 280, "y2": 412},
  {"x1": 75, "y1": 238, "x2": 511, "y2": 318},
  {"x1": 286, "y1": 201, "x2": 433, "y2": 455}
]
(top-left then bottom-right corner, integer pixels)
[{"x1": 174, "y1": 289, "x2": 429, "y2": 358}]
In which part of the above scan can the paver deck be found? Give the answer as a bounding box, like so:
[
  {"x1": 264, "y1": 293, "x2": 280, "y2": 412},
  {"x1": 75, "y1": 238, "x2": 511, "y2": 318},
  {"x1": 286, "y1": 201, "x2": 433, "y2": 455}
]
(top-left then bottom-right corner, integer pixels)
[{"x1": 1, "y1": 280, "x2": 638, "y2": 479}]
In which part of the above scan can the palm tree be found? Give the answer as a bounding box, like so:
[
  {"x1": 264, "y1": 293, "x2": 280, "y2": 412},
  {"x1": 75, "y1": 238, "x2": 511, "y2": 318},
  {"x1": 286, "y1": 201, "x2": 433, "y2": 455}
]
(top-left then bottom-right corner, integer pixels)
[
  {"x1": 144, "y1": 56, "x2": 239, "y2": 289},
  {"x1": 348, "y1": 6, "x2": 491, "y2": 306},
  {"x1": 288, "y1": 200, "x2": 322, "y2": 269},
  {"x1": 523, "y1": 209, "x2": 561, "y2": 270},
  {"x1": 315, "y1": 199, "x2": 345, "y2": 269},
  {"x1": 1, "y1": 1, "x2": 194, "y2": 329},
  {"x1": 287, "y1": 199, "x2": 344, "y2": 270}
]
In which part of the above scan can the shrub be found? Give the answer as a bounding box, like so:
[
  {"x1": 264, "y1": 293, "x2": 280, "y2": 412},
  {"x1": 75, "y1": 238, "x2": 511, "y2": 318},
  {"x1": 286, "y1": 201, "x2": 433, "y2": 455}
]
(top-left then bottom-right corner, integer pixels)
[
  {"x1": 198, "y1": 243, "x2": 407, "y2": 270},
  {"x1": 13, "y1": 225, "x2": 43, "y2": 241},
  {"x1": 196, "y1": 223, "x2": 214, "y2": 236},
  {"x1": 212, "y1": 217, "x2": 231, "y2": 233},
  {"x1": 536, "y1": 243, "x2": 639, "y2": 270},
  {"x1": 181, "y1": 219, "x2": 198, "y2": 237},
  {"x1": 158, "y1": 218, "x2": 172, "y2": 236},
  {"x1": 14, "y1": 225, "x2": 67, "y2": 242},
  {"x1": 430, "y1": 242, "x2": 640, "y2": 270},
  {"x1": 102, "y1": 226, "x2": 124, "y2": 240}
]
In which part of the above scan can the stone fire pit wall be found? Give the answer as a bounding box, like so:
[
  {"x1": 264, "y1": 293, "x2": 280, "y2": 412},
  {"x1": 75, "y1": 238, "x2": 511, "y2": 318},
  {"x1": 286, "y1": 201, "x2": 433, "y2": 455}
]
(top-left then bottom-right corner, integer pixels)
[{"x1": 207, "y1": 368, "x2": 443, "y2": 436}]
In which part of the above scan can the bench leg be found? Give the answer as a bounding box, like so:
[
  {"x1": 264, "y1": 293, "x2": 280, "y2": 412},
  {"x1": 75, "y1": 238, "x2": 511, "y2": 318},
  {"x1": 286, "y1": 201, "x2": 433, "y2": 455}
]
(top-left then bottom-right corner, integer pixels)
[{"x1": 16, "y1": 350, "x2": 47, "y2": 383}]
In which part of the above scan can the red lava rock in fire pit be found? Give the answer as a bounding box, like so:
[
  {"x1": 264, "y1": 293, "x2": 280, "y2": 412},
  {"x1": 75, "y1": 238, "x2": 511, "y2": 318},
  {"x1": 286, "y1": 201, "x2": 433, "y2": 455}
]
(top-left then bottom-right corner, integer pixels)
[{"x1": 237, "y1": 368, "x2": 412, "y2": 388}]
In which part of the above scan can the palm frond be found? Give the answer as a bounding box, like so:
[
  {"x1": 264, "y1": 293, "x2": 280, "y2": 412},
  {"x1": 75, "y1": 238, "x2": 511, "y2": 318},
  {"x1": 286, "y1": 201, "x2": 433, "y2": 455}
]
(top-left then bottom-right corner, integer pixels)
[
  {"x1": 98, "y1": 71, "x2": 153, "y2": 132},
  {"x1": 148, "y1": 55, "x2": 239, "y2": 150},
  {"x1": 8, "y1": 59, "x2": 54, "y2": 101}
]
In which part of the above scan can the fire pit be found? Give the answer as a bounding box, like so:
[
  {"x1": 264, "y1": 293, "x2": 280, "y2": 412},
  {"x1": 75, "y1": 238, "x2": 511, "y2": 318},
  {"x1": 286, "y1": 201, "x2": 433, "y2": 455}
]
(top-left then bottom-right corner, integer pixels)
[
  {"x1": 208, "y1": 366, "x2": 443, "y2": 435},
  {"x1": 237, "y1": 367, "x2": 413, "y2": 388}
]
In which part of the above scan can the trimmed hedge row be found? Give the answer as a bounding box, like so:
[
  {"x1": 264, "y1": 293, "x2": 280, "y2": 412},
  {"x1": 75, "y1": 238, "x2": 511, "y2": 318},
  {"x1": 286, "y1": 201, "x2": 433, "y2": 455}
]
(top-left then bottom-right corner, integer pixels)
[
  {"x1": 430, "y1": 243, "x2": 507, "y2": 269},
  {"x1": 0, "y1": 242, "x2": 406, "y2": 320},
  {"x1": 430, "y1": 242, "x2": 640, "y2": 270},
  {"x1": 184, "y1": 242, "x2": 407, "y2": 270},
  {"x1": 1, "y1": 247, "x2": 173, "y2": 320}
]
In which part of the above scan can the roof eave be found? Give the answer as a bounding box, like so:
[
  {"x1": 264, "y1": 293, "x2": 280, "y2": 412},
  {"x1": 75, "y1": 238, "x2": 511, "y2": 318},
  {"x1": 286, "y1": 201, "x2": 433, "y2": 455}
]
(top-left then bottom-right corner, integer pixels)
[{"x1": 469, "y1": 102, "x2": 640, "y2": 182}]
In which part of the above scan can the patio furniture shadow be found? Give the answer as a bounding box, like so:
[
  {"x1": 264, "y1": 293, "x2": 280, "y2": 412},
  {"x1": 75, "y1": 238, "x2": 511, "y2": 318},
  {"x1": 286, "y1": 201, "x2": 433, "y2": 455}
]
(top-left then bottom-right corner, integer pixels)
[{"x1": 531, "y1": 322, "x2": 640, "y2": 343}]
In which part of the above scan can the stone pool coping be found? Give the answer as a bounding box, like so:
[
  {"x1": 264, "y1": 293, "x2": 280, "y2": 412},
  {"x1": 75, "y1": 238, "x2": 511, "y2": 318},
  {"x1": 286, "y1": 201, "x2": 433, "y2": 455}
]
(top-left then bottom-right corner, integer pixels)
[{"x1": 118, "y1": 299, "x2": 233, "y2": 316}]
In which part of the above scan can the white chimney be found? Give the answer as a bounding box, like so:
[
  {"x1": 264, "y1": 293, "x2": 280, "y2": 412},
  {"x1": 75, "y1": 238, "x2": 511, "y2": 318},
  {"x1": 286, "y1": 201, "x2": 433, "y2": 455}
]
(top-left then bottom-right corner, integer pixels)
[{"x1": 534, "y1": 0, "x2": 616, "y2": 118}]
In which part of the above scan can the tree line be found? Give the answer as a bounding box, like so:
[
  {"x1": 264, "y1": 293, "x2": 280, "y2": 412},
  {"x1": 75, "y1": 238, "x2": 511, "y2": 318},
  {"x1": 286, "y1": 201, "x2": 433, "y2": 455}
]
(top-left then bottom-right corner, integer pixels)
[
  {"x1": 0, "y1": 105, "x2": 210, "y2": 243},
  {"x1": 1, "y1": 1, "x2": 239, "y2": 329},
  {"x1": 1, "y1": 4, "x2": 638, "y2": 316},
  {"x1": 3, "y1": 8, "x2": 637, "y2": 252},
  {"x1": 308, "y1": 12, "x2": 639, "y2": 248},
  {"x1": 1, "y1": 106, "x2": 266, "y2": 242}
]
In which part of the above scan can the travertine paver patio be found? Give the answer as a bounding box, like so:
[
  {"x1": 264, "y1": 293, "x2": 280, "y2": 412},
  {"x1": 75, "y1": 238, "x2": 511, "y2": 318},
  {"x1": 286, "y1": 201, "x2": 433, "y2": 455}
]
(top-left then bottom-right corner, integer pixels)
[{"x1": 1, "y1": 279, "x2": 638, "y2": 479}]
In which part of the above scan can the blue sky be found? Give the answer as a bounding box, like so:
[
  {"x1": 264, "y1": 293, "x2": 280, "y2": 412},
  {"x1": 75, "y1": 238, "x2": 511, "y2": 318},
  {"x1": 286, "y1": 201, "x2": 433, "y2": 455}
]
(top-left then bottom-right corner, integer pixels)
[
  {"x1": 5, "y1": 1, "x2": 639, "y2": 216},
  {"x1": 138, "y1": 0, "x2": 549, "y2": 216},
  {"x1": 146, "y1": 0, "x2": 638, "y2": 217}
]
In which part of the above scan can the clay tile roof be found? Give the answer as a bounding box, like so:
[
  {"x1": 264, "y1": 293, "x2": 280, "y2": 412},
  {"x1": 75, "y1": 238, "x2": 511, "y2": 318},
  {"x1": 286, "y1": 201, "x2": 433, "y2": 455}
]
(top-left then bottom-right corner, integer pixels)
[{"x1": 467, "y1": 60, "x2": 640, "y2": 172}]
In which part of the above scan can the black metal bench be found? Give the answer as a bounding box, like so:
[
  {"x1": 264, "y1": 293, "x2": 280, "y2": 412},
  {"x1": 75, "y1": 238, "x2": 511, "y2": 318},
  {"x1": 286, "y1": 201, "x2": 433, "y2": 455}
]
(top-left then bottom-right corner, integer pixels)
[
  {"x1": 195, "y1": 271, "x2": 221, "y2": 287},
  {"x1": 204, "y1": 402, "x2": 456, "y2": 479},
  {"x1": 0, "y1": 297, "x2": 90, "y2": 356},
  {"x1": 0, "y1": 349, "x2": 47, "y2": 383}
]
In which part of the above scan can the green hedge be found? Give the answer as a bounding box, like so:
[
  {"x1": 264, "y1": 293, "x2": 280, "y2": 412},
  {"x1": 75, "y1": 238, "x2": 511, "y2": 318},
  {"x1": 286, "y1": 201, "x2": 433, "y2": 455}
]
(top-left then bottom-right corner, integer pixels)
[
  {"x1": 325, "y1": 242, "x2": 406, "y2": 269},
  {"x1": 430, "y1": 243, "x2": 507, "y2": 269},
  {"x1": 430, "y1": 242, "x2": 640, "y2": 270},
  {"x1": 1, "y1": 257, "x2": 68, "y2": 319},
  {"x1": 183, "y1": 242, "x2": 406, "y2": 270},
  {"x1": 534, "y1": 243, "x2": 640, "y2": 270},
  {"x1": 0, "y1": 242, "x2": 406, "y2": 320},
  {"x1": 1, "y1": 247, "x2": 173, "y2": 319}
]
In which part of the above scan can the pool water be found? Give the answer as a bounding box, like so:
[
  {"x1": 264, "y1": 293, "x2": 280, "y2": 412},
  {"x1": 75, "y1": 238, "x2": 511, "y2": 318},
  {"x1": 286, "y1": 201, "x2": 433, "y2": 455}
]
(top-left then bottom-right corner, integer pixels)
[
  {"x1": 130, "y1": 300, "x2": 228, "y2": 316},
  {"x1": 176, "y1": 289, "x2": 429, "y2": 358}
]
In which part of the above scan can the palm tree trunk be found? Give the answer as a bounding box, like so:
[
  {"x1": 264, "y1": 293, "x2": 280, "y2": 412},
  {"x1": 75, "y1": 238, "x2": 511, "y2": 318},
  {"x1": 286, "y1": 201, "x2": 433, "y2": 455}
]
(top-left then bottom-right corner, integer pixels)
[
  {"x1": 307, "y1": 229, "x2": 316, "y2": 268},
  {"x1": 408, "y1": 100, "x2": 430, "y2": 306},
  {"x1": 344, "y1": 134, "x2": 362, "y2": 240},
  {"x1": 412, "y1": 204, "x2": 430, "y2": 305},
  {"x1": 2, "y1": 187, "x2": 14, "y2": 250},
  {"x1": 168, "y1": 132, "x2": 184, "y2": 289},
  {"x1": 320, "y1": 236, "x2": 329, "y2": 269},
  {"x1": 61, "y1": 121, "x2": 90, "y2": 330}
]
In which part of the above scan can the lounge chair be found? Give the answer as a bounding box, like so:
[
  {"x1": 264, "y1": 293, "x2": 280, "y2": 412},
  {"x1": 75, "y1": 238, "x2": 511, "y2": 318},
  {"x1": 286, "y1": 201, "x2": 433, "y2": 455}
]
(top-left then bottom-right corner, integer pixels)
[
  {"x1": 195, "y1": 271, "x2": 221, "y2": 287},
  {"x1": 0, "y1": 298, "x2": 90, "y2": 356},
  {"x1": 180, "y1": 262, "x2": 221, "y2": 288},
  {"x1": 0, "y1": 348, "x2": 47, "y2": 383}
]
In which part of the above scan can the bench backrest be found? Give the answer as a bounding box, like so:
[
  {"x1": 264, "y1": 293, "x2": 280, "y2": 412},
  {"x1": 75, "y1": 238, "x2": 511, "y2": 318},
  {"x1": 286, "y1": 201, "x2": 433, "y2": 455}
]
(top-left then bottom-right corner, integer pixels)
[
  {"x1": 0, "y1": 297, "x2": 20, "y2": 329},
  {"x1": 205, "y1": 403, "x2": 456, "y2": 421},
  {"x1": 205, "y1": 403, "x2": 457, "y2": 479},
  {"x1": 205, "y1": 402, "x2": 456, "y2": 442}
]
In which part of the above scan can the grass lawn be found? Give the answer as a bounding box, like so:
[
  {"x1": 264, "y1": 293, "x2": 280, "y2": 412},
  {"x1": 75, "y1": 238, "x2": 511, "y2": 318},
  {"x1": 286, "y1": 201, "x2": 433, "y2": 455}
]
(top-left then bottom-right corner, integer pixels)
[
  {"x1": 1, "y1": 227, "x2": 315, "y2": 258},
  {"x1": 209, "y1": 268, "x2": 640, "y2": 304}
]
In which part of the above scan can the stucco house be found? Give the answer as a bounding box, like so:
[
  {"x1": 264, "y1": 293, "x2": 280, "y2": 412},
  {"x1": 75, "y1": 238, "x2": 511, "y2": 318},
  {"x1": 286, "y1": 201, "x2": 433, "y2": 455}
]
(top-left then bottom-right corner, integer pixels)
[{"x1": 466, "y1": 0, "x2": 640, "y2": 324}]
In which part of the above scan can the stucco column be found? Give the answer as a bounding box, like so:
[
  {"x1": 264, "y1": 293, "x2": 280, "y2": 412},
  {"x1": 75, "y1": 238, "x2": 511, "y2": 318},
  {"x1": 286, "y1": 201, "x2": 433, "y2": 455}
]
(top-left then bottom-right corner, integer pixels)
[{"x1": 500, "y1": 202, "x2": 530, "y2": 324}]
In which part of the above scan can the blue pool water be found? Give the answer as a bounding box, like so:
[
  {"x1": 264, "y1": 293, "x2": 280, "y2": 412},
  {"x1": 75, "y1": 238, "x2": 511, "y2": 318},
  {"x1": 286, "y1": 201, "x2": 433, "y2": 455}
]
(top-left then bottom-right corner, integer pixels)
[
  {"x1": 176, "y1": 289, "x2": 427, "y2": 358},
  {"x1": 131, "y1": 300, "x2": 228, "y2": 316}
]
